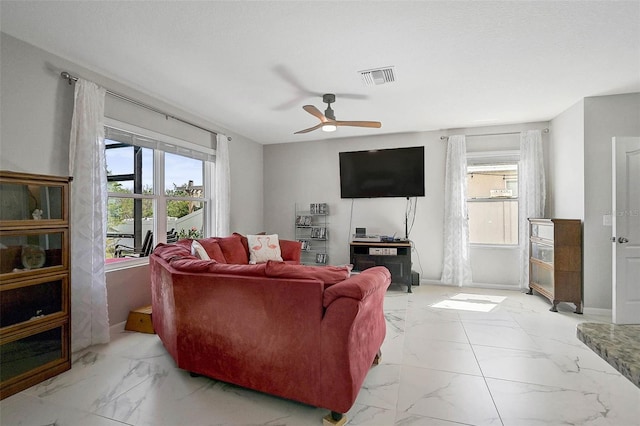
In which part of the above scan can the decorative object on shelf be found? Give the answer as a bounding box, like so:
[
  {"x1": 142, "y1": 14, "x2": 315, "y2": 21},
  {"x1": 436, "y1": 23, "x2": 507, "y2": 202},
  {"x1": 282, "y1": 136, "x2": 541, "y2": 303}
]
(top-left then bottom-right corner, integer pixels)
[
  {"x1": 21, "y1": 245, "x2": 46, "y2": 269},
  {"x1": 298, "y1": 240, "x2": 311, "y2": 251},
  {"x1": 310, "y1": 203, "x2": 328, "y2": 214},
  {"x1": 310, "y1": 227, "x2": 327, "y2": 239},
  {"x1": 296, "y1": 215, "x2": 312, "y2": 227},
  {"x1": 31, "y1": 209, "x2": 43, "y2": 220}
]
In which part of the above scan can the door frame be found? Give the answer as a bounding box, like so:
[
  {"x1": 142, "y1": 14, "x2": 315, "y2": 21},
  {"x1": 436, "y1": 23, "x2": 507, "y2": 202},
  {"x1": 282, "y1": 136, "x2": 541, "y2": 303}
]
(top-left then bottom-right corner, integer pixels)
[{"x1": 612, "y1": 136, "x2": 640, "y2": 324}]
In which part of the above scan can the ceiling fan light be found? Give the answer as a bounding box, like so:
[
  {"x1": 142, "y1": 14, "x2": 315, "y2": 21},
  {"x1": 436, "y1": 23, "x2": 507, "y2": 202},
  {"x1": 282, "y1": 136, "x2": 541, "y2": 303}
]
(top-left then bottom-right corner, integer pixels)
[{"x1": 322, "y1": 123, "x2": 337, "y2": 132}]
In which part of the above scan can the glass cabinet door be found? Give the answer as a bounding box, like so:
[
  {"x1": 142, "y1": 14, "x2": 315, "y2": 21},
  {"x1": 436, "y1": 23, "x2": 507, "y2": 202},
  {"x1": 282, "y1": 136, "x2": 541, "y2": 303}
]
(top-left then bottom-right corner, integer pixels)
[
  {"x1": 0, "y1": 230, "x2": 67, "y2": 276},
  {"x1": 0, "y1": 181, "x2": 67, "y2": 223},
  {"x1": 531, "y1": 223, "x2": 554, "y2": 241},
  {"x1": 531, "y1": 242, "x2": 554, "y2": 264},
  {"x1": 0, "y1": 275, "x2": 68, "y2": 330},
  {"x1": 0, "y1": 323, "x2": 67, "y2": 383},
  {"x1": 531, "y1": 263, "x2": 554, "y2": 294}
]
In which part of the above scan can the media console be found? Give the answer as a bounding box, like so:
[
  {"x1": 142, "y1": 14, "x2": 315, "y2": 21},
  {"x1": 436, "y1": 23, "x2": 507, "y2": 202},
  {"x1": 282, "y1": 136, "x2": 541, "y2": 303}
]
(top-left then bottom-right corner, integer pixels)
[{"x1": 349, "y1": 241, "x2": 413, "y2": 293}]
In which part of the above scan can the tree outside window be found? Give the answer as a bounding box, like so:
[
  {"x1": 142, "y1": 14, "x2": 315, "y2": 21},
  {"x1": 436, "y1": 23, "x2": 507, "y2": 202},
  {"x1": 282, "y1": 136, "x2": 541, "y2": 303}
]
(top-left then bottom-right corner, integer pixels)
[{"x1": 105, "y1": 137, "x2": 207, "y2": 261}]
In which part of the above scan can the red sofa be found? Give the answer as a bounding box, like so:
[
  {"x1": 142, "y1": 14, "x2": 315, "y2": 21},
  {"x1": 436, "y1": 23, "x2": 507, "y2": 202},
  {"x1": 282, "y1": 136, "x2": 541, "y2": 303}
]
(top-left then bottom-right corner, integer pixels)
[{"x1": 150, "y1": 234, "x2": 391, "y2": 421}]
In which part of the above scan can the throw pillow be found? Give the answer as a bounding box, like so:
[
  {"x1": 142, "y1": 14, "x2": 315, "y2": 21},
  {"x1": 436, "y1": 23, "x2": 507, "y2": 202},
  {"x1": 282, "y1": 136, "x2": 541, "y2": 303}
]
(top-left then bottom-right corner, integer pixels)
[
  {"x1": 279, "y1": 239, "x2": 302, "y2": 263},
  {"x1": 152, "y1": 243, "x2": 192, "y2": 261},
  {"x1": 170, "y1": 258, "x2": 217, "y2": 272},
  {"x1": 216, "y1": 234, "x2": 249, "y2": 264},
  {"x1": 191, "y1": 240, "x2": 211, "y2": 260},
  {"x1": 197, "y1": 238, "x2": 227, "y2": 263},
  {"x1": 247, "y1": 234, "x2": 283, "y2": 264}
]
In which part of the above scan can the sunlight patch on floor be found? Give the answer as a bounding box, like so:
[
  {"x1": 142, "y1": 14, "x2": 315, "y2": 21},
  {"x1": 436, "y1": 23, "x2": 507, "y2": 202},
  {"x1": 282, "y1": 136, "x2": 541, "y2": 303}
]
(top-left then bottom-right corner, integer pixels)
[{"x1": 430, "y1": 293, "x2": 507, "y2": 312}]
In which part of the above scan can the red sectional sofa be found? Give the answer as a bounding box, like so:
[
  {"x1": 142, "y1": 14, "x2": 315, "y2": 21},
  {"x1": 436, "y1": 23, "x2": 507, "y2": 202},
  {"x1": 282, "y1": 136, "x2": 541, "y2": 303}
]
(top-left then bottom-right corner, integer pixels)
[{"x1": 150, "y1": 234, "x2": 392, "y2": 421}]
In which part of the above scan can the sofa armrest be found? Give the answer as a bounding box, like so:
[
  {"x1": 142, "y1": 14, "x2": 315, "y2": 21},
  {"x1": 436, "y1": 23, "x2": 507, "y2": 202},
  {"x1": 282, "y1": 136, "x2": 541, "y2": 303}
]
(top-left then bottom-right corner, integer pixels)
[
  {"x1": 319, "y1": 266, "x2": 391, "y2": 413},
  {"x1": 279, "y1": 239, "x2": 302, "y2": 264},
  {"x1": 322, "y1": 266, "x2": 391, "y2": 308}
]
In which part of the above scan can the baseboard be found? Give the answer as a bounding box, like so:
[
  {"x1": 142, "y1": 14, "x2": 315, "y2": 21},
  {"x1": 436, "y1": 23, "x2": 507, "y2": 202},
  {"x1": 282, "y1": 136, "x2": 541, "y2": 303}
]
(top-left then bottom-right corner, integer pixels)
[
  {"x1": 582, "y1": 307, "x2": 612, "y2": 319},
  {"x1": 110, "y1": 320, "x2": 126, "y2": 333},
  {"x1": 418, "y1": 278, "x2": 520, "y2": 291}
]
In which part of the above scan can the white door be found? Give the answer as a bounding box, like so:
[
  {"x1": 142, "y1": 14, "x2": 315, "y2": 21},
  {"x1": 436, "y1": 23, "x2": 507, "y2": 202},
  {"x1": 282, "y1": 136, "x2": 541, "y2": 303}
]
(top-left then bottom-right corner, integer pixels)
[{"x1": 612, "y1": 137, "x2": 640, "y2": 324}]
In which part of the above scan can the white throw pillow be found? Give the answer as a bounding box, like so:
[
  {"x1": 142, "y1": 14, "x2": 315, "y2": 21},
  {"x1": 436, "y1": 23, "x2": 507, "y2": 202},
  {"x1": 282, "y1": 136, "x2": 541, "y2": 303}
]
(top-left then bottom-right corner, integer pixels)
[
  {"x1": 191, "y1": 240, "x2": 211, "y2": 260},
  {"x1": 247, "y1": 234, "x2": 283, "y2": 264}
]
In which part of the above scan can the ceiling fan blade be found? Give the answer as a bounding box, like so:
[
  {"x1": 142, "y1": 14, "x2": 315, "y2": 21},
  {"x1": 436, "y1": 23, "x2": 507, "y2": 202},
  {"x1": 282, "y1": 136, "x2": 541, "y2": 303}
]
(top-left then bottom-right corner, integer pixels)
[
  {"x1": 334, "y1": 93, "x2": 369, "y2": 101},
  {"x1": 302, "y1": 105, "x2": 328, "y2": 122},
  {"x1": 335, "y1": 120, "x2": 382, "y2": 128},
  {"x1": 294, "y1": 123, "x2": 323, "y2": 134}
]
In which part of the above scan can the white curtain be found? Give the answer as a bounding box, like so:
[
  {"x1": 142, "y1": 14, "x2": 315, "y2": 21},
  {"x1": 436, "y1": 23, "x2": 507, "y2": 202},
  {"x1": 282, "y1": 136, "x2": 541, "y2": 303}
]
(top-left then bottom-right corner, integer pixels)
[
  {"x1": 441, "y1": 135, "x2": 473, "y2": 287},
  {"x1": 519, "y1": 130, "x2": 546, "y2": 289},
  {"x1": 68, "y1": 79, "x2": 110, "y2": 352},
  {"x1": 215, "y1": 133, "x2": 230, "y2": 237}
]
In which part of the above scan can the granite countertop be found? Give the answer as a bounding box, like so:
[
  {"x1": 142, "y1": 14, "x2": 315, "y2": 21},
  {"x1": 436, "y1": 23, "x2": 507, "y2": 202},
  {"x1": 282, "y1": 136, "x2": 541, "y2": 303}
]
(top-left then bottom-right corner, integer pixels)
[{"x1": 577, "y1": 322, "x2": 640, "y2": 388}]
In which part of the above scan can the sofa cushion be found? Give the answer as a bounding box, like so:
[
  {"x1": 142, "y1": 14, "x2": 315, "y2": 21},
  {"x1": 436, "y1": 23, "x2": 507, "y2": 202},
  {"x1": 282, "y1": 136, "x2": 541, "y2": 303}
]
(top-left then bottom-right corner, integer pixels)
[
  {"x1": 209, "y1": 262, "x2": 268, "y2": 276},
  {"x1": 196, "y1": 238, "x2": 227, "y2": 263},
  {"x1": 215, "y1": 234, "x2": 249, "y2": 264},
  {"x1": 191, "y1": 240, "x2": 211, "y2": 260},
  {"x1": 265, "y1": 261, "x2": 351, "y2": 285},
  {"x1": 247, "y1": 234, "x2": 283, "y2": 264}
]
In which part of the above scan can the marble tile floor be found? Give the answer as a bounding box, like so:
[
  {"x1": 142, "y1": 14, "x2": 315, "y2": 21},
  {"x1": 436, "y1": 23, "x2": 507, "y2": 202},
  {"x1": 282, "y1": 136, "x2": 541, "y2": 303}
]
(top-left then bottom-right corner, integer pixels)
[{"x1": 2, "y1": 284, "x2": 639, "y2": 426}]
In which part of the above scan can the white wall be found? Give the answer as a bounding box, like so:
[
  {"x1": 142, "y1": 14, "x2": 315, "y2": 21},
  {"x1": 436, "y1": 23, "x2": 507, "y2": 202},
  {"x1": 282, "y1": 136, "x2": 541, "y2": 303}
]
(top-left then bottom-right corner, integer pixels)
[
  {"x1": 0, "y1": 33, "x2": 264, "y2": 324},
  {"x1": 548, "y1": 100, "x2": 585, "y2": 219},
  {"x1": 548, "y1": 93, "x2": 640, "y2": 311},
  {"x1": 264, "y1": 122, "x2": 548, "y2": 287},
  {"x1": 1, "y1": 34, "x2": 73, "y2": 176},
  {"x1": 264, "y1": 131, "x2": 444, "y2": 281}
]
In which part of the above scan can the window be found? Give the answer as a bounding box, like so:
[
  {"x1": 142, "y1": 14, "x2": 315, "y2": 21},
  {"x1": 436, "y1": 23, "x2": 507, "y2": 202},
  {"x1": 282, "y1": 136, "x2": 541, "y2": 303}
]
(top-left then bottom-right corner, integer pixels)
[
  {"x1": 105, "y1": 126, "x2": 212, "y2": 263},
  {"x1": 467, "y1": 155, "x2": 519, "y2": 245}
]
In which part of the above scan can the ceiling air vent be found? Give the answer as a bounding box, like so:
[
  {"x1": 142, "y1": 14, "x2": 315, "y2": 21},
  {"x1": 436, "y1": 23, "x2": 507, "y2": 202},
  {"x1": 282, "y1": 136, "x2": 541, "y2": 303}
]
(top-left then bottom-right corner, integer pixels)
[{"x1": 359, "y1": 66, "x2": 395, "y2": 86}]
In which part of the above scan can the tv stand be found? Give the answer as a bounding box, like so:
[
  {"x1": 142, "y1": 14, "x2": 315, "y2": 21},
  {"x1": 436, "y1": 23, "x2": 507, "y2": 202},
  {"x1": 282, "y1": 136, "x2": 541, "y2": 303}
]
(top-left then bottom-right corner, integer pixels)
[{"x1": 350, "y1": 241, "x2": 412, "y2": 293}]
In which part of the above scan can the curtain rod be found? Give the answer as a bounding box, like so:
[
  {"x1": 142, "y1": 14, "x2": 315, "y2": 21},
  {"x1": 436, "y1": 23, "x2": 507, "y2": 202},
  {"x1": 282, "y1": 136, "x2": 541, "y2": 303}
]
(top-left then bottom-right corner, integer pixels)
[
  {"x1": 60, "y1": 71, "x2": 231, "y2": 141},
  {"x1": 440, "y1": 128, "x2": 549, "y2": 141}
]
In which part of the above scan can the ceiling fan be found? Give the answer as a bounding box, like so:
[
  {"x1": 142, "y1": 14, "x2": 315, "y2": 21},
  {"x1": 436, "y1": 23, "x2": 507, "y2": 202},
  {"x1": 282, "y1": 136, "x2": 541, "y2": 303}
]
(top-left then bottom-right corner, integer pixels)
[{"x1": 294, "y1": 94, "x2": 382, "y2": 134}]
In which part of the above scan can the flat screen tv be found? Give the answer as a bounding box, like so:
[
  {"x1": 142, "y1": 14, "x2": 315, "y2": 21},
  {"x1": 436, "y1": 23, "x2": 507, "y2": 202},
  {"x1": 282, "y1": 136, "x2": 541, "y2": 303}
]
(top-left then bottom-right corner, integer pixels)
[{"x1": 339, "y1": 146, "x2": 425, "y2": 198}]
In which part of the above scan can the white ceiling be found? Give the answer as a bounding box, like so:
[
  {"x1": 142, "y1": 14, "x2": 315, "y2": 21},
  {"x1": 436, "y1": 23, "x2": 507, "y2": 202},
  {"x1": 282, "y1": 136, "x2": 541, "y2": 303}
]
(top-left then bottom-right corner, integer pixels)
[{"x1": 2, "y1": 1, "x2": 639, "y2": 144}]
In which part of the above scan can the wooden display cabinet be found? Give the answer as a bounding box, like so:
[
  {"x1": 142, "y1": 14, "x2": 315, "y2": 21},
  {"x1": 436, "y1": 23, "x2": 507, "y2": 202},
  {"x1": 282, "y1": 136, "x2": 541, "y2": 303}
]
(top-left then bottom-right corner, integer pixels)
[
  {"x1": 528, "y1": 218, "x2": 583, "y2": 314},
  {"x1": 0, "y1": 171, "x2": 71, "y2": 399}
]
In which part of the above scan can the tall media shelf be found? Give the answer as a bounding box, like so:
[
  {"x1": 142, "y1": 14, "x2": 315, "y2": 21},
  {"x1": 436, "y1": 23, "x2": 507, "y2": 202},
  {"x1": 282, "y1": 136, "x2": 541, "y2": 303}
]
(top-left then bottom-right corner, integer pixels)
[
  {"x1": 0, "y1": 171, "x2": 72, "y2": 399},
  {"x1": 295, "y1": 203, "x2": 329, "y2": 265}
]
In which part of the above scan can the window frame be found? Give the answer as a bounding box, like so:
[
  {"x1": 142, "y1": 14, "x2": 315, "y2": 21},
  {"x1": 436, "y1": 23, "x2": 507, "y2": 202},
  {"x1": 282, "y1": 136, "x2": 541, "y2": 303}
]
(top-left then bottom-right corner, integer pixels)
[
  {"x1": 466, "y1": 151, "x2": 520, "y2": 248},
  {"x1": 104, "y1": 119, "x2": 215, "y2": 270}
]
